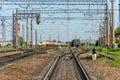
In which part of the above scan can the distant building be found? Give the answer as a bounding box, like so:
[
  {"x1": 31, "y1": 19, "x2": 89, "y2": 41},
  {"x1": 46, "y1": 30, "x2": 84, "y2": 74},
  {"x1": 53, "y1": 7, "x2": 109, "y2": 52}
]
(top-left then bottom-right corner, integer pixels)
[
  {"x1": 0, "y1": 40, "x2": 12, "y2": 46},
  {"x1": 38, "y1": 40, "x2": 67, "y2": 46}
]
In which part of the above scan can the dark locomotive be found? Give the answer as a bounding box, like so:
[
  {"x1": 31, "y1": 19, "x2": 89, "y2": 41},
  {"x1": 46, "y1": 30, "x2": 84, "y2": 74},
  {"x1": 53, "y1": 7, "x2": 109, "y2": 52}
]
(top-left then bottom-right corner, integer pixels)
[{"x1": 71, "y1": 39, "x2": 80, "y2": 47}]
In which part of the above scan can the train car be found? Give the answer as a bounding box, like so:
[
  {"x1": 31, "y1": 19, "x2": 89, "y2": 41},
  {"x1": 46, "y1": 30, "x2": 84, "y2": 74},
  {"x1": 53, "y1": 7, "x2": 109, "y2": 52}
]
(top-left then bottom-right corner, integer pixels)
[{"x1": 71, "y1": 39, "x2": 80, "y2": 47}]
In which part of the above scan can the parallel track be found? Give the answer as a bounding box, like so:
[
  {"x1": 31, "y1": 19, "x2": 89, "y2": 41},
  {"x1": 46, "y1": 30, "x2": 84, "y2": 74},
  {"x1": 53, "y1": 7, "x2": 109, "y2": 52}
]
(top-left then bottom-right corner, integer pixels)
[
  {"x1": 98, "y1": 53, "x2": 116, "y2": 61},
  {"x1": 42, "y1": 47, "x2": 90, "y2": 80},
  {"x1": 0, "y1": 50, "x2": 22, "y2": 54},
  {"x1": 0, "y1": 47, "x2": 52, "y2": 65}
]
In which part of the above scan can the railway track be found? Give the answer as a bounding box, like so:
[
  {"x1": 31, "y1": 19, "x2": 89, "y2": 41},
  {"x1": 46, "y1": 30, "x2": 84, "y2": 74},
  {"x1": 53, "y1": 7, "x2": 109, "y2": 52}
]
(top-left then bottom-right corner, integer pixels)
[
  {"x1": 0, "y1": 50, "x2": 18, "y2": 54},
  {"x1": 98, "y1": 52, "x2": 116, "y2": 61},
  {"x1": 0, "y1": 47, "x2": 52, "y2": 66},
  {"x1": 0, "y1": 49, "x2": 25, "y2": 54},
  {"x1": 42, "y1": 47, "x2": 90, "y2": 80}
]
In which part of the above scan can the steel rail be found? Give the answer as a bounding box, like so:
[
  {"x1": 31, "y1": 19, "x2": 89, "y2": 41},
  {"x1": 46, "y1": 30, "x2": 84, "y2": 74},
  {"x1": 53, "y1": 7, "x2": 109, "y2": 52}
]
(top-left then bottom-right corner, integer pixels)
[
  {"x1": 42, "y1": 48, "x2": 66, "y2": 80},
  {"x1": 43, "y1": 47, "x2": 90, "y2": 80},
  {"x1": 0, "y1": 47, "x2": 52, "y2": 64},
  {"x1": 70, "y1": 48, "x2": 90, "y2": 80},
  {"x1": 98, "y1": 52, "x2": 116, "y2": 61},
  {"x1": 0, "y1": 50, "x2": 21, "y2": 54}
]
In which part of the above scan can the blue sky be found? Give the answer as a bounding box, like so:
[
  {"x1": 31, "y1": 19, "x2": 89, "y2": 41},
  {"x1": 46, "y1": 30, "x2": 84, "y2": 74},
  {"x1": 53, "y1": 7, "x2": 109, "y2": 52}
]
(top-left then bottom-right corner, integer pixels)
[{"x1": 0, "y1": 0, "x2": 119, "y2": 44}]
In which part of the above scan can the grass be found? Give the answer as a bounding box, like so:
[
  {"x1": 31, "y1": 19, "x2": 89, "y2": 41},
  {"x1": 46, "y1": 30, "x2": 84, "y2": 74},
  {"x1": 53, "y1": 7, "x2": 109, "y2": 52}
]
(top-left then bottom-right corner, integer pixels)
[
  {"x1": 78, "y1": 46, "x2": 120, "y2": 67},
  {"x1": 26, "y1": 54, "x2": 40, "y2": 59},
  {"x1": 15, "y1": 54, "x2": 41, "y2": 64},
  {"x1": 97, "y1": 48, "x2": 120, "y2": 67},
  {"x1": 98, "y1": 57, "x2": 120, "y2": 67},
  {"x1": 110, "y1": 60, "x2": 120, "y2": 67},
  {"x1": 0, "y1": 47, "x2": 14, "y2": 51}
]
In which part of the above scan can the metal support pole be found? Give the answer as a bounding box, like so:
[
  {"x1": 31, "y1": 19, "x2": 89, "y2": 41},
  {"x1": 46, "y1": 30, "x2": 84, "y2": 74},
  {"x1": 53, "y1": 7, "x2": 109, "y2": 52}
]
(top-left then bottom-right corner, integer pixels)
[
  {"x1": 15, "y1": 8, "x2": 19, "y2": 49},
  {"x1": 12, "y1": 13, "x2": 15, "y2": 47},
  {"x1": 119, "y1": 0, "x2": 120, "y2": 24},
  {"x1": 26, "y1": 18, "x2": 28, "y2": 47},
  {"x1": 1, "y1": 17, "x2": 6, "y2": 45},
  {"x1": 22, "y1": 24, "x2": 25, "y2": 41},
  {"x1": 39, "y1": 32, "x2": 42, "y2": 42},
  {"x1": 67, "y1": 0, "x2": 69, "y2": 42},
  {"x1": 102, "y1": 10, "x2": 106, "y2": 45},
  {"x1": 30, "y1": 19, "x2": 33, "y2": 46},
  {"x1": 49, "y1": 34, "x2": 51, "y2": 41},
  {"x1": 111, "y1": 0, "x2": 115, "y2": 45},
  {"x1": 106, "y1": 4, "x2": 109, "y2": 47},
  {"x1": 109, "y1": 13, "x2": 112, "y2": 45},
  {"x1": 58, "y1": 34, "x2": 60, "y2": 42},
  {"x1": 99, "y1": 25, "x2": 101, "y2": 46},
  {"x1": 35, "y1": 30, "x2": 37, "y2": 45}
]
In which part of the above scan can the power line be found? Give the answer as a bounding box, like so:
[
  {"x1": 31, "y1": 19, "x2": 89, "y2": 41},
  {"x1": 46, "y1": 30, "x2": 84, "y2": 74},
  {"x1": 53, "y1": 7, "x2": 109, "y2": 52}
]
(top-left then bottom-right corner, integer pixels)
[{"x1": 0, "y1": 0, "x2": 107, "y2": 5}]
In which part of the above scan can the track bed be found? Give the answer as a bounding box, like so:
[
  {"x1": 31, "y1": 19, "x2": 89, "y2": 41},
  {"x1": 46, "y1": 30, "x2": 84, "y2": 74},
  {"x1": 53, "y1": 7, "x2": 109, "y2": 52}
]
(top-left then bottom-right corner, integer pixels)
[{"x1": 43, "y1": 48, "x2": 89, "y2": 80}]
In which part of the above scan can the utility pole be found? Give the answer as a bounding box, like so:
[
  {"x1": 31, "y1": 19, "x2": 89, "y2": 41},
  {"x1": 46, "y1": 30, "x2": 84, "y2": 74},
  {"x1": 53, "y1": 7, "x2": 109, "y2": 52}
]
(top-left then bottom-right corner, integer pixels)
[
  {"x1": 12, "y1": 10, "x2": 40, "y2": 48},
  {"x1": 109, "y1": 12, "x2": 112, "y2": 45},
  {"x1": 12, "y1": 13, "x2": 15, "y2": 47},
  {"x1": 35, "y1": 30, "x2": 37, "y2": 45},
  {"x1": 99, "y1": 25, "x2": 103, "y2": 46},
  {"x1": 104, "y1": 22, "x2": 106, "y2": 45},
  {"x1": 49, "y1": 34, "x2": 51, "y2": 41},
  {"x1": 22, "y1": 24, "x2": 25, "y2": 41},
  {"x1": 30, "y1": 18, "x2": 33, "y2": 47},
  {"x1": 15, "y1": 8, "x2": 19, "y2": 49},
  {"x1": 106, "y1": 4, "x2": 109, "y2": 47},
  {"x1": 26, "y1": 17, "x2": 28, "y2": 47},
  {"x1": 39, "y1": 32, "x2": 42, "y2": 42},
  {"x1": 119, "y1": 0, "x2": 120, "y2": 24},
  {"x1": 111, "y1": 0, "x2": 115, "y2": 45},
  {"x1": 67, "y1": 0, "x2": 69, "y2": 42},
  {"x1": 58, "y1": 34, "x2": 60, "y2": 42},
  {"x1": 1, "y1": 17, "x2": 6, "y2": 45}
]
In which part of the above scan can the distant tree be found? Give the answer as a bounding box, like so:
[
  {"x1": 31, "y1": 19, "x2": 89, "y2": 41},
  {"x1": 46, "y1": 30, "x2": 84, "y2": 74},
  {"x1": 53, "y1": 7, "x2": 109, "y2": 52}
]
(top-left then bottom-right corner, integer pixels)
[
  {"x1": 115, "y1": 26, "x2": 120, "y2": 46},
  {"x1": 116, "y1": 39, "x2": 120, "y2": 47},
  {"x1": 58, "y1": 41, "x2": 61, "y2": 43},
  {"x1": 53, "y1": 40, "x2": 56, "y2": 42},
  {"x1": 115, "y1": 26, "x2": 120, "y2": 36},
  {"x1": 95, "y1": 40, "x2": 99, "y2": 46},
  {"x1": 19, "y1": 36, "x2": 24, "y2": 46},
  {"x1": 6, "y1": 43, "x2": 12, "y2": 47}
]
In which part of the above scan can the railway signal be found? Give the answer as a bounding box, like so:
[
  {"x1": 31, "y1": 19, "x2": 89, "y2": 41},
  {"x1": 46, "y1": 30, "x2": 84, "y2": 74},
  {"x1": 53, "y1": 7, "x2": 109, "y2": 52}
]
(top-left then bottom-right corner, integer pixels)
[
  {"x1": 13, "y1": 9, "x2": 41, "y2": 49},
  {"x1": 36, "y1": 13, "x2": 40, "y2": 25}
]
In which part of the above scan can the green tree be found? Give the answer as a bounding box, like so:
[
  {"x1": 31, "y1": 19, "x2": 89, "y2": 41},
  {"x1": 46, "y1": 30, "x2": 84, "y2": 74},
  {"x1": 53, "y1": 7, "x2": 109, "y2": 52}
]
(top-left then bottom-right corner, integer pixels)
[
  {"x1": 95, "y1": 40, "x2": 99, "y2": 46},
  {"x1": 116, "y1": 39, "x2": 120, "y2": 47},
  {"x1": 19, "y1": 36, "x2": 24, "y2": 46},
  {"x1": 6, "y1": 43, "x2": 12, "y2": 47},
  {"x1": 115, "y1": 26, "x2": 120, "y2": 47},
  {"x1": 115, "y1": 26, "x2": 120, "y2": 36}
]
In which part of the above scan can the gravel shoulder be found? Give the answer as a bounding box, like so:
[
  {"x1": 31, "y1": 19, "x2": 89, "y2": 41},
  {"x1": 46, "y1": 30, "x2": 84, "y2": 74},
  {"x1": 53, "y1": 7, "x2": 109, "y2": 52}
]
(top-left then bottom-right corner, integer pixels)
[
  {"x1": 0, "y1": 51, "x2": 23, "y2": 57},
  {"x1": 78, "y1": 52, "x2": 120, "y2": 80},
  {"x1": 0, "y1": 49, "x2": 58, "y2": 80}
]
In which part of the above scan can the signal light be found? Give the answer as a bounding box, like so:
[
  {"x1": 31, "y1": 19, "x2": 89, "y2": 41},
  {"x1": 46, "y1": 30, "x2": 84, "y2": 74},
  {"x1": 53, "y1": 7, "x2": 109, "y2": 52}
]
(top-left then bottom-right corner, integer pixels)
[{"x1": 36, "y1": 13, "x2": 40, "y2": 24}]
